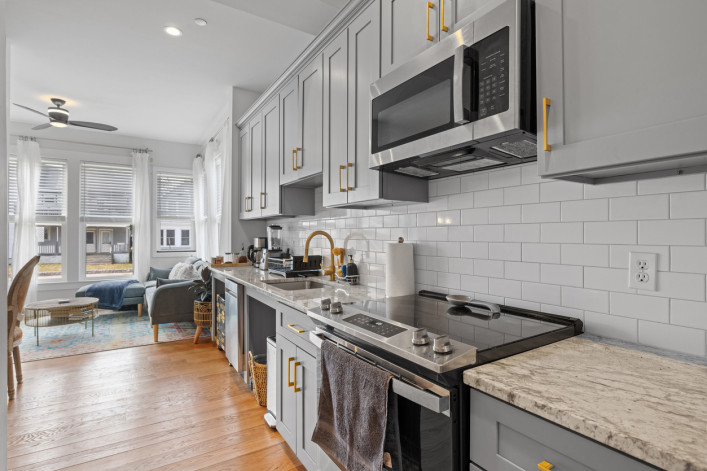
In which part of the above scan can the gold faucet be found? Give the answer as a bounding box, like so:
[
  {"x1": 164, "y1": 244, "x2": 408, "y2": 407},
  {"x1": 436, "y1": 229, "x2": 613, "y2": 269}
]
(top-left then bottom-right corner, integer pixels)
[{"x1": 303, "y1": 230, "x2": 336, "y2": 281}]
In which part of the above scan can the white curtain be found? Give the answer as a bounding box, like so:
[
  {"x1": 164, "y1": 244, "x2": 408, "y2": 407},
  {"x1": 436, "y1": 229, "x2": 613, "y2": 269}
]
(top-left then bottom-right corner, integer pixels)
[
  {"x1": 12, "y1": 138, "x2": 41, "y2": 302},
  {"x1": 204, "y1": 139, "x2": 223, "y2": 258},
  {"x1": 192, "y1": 156, "x2": 208, "y2": 260},
  {"x1": 218, "y1": 121, "x2": 232, "y2": 256},
  {"x1": 131, "y1": 150, "x2": 151, "y2": 281}
]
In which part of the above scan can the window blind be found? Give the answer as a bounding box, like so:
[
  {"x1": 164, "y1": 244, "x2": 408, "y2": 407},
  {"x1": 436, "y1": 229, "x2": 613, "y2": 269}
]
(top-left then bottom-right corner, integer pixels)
[
  {"x1": 8, "y1": 158, "x2": 66, "y2": 218},
  {"x1": 80, "y1": 162, "x2": 133, "y2": 219},
  {"x1": 156, "y1": 173, "x2": 194, "y2": 219}
]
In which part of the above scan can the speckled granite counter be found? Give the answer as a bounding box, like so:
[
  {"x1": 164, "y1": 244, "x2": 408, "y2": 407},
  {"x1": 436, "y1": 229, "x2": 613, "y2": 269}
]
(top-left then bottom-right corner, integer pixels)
[
  {"x1": 464, "y1": 336, "x2": 707, "y2": 471},
  {"x1": 211, "y1": 266, "x2": 384, "y2": 313}
]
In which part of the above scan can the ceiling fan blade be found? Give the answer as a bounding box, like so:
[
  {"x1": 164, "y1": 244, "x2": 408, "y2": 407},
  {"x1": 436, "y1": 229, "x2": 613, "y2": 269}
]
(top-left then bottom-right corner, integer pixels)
[
  {"x1": 68, "y1": 121, "x2": 118, "y2": 132},
  {"x1": 13, "y1": 103, "x2": 49, "y2": 118},
  {"x1": 32, "y1": 123, "x2": 53, "y2": 130}
]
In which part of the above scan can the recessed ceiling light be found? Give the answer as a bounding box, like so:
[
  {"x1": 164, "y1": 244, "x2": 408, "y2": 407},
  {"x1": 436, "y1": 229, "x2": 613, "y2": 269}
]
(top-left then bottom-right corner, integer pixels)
[
  {"x1": 194, "y1": 18, "x2": 208, "y2": 26},
  {"x1": 164, "y1": 26, "x2": 182, "y2": 37}
]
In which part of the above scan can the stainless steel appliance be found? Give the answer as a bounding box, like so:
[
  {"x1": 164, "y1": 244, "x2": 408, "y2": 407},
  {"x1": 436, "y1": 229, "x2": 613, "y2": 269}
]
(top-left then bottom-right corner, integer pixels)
[
  {"x1": 370, "y1": 0, "x2": 536, "y2": 179},
  {"x1": 267, "y1": 225, "x2": 282, "y2": 252},
  {"x1": 248, "y1": 237, "x2": 268, "y2": 267},
  {"x1": 224, "y1": 279, "x2": 245, "y2": 372},
  {"x1": 268, "y1": 254, "x2": 323, "y2": 278},
  {"x1": 308, "y1": 291, "x2": 582, "y2": 470},
  {"x1": 265, "y1": 335, "x2": 277, "y2": 428}
]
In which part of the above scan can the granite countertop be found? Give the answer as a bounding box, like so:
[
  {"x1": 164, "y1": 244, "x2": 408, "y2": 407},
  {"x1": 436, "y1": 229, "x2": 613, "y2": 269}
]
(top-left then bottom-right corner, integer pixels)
[
  {"x1": 211, "y1": 266, "x2": 384, "y2": 313},
  {"x1": 464, "y1": 336, "x2": 707, "y2": 471}
]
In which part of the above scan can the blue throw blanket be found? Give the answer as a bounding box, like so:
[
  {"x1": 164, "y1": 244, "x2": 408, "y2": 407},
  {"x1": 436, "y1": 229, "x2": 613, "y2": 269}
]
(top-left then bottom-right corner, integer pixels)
[{"x1": 85, "y1": 279, "x2": 140, "y2": 310}]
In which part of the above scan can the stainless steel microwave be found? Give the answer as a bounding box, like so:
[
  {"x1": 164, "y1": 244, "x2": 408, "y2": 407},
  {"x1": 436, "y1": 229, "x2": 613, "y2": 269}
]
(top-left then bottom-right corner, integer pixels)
[{"x1": 370, "y1": 0, "x2": 536, "y2": 179}]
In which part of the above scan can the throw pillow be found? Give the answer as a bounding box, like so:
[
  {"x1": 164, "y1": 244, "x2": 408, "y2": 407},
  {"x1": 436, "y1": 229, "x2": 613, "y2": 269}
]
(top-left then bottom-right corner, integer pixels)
[
  {"x1": 156, "y1": 278, "x2": 189, "y2": 287},
  {"x1": 169, "y1": 262, "x2": 199, "y2": 280},
  {"x1": 146, "y1": 266, "x2": 172, "y2": 281}
]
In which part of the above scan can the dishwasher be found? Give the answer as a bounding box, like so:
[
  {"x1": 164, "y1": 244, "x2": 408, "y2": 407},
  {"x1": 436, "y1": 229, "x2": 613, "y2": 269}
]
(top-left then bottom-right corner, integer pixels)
[{"x1": 224, "y1": 279, "x2": 245, "y2": 373}]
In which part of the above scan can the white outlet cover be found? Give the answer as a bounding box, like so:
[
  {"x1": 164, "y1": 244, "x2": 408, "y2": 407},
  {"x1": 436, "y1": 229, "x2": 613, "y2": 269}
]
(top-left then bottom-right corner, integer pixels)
[{"x1": 628, "y1": 252, "x2": 657, "y2": 291}]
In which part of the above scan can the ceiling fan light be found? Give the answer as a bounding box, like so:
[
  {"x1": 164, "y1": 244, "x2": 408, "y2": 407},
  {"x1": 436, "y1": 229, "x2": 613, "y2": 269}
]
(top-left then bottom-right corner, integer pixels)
[{"x1": 50, "y1": 121, "x2": 68, "y2": 128}]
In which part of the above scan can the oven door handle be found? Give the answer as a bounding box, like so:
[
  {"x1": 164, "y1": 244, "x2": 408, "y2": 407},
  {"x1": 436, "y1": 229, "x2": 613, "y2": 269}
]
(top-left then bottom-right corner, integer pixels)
[
  {"x1": 453, "y1": 45, "x2": 470, "y2": 125},
  {"x1": 309, "y1": 331, "x2": 451, "y2": 414}
]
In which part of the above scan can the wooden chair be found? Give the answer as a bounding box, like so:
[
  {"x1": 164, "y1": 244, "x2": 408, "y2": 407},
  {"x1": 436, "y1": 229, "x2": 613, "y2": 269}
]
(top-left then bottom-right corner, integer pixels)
[{"x1": 7, "y1": 255, "x2": 40, "y2": 400}]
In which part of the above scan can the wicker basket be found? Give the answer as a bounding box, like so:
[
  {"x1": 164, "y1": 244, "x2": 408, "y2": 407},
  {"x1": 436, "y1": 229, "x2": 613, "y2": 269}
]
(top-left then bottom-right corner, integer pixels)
[
  {"x1": 248, "y1": 351, "x2": 268, "y2": 407},
  {"x1": 193, "y1": 301, "x2": 212, "y2": 328}
]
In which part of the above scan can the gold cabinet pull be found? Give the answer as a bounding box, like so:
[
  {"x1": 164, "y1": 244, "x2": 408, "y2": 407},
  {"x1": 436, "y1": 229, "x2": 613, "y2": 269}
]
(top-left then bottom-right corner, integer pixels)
[
  {"x1": 244, "y1": 196, "x2": 252, "y2": 213},
  {"x1": 441, "y1": 0, "x2": 448, "y2": 32},
  {"x1": 287, "y1": 323, "x2": 304, "y2": 334},
  {"x1": 295, "y1": 147, "x2": 302, "y2": 169},
  {"x1": 293, "y1": 361, "x2": 301, "y2": 393},
  {"x1": 339, "y1": 165, "x2": 346, "y2": 192},
  {"x1": 260, "y1": 192, "x2": 265, "y2": 209},
  {"x1": 543, "y1": 97, "x2": 552, "y2": 151},
  {"x1": 426, "y1": 2, "x2": 434, "y2": 41},
  {"x1": 346, "y1": 162, "x2": 353, "y2": 191},
  {"x1": 287, "y1": 357, "x2": 295, "y2": 387},
  {"x1": 292, "y1": 149, "x2": 297, "y2": 171},
  {"x1": 538, "y1": 461, "x2": 554, "y2": 471}
]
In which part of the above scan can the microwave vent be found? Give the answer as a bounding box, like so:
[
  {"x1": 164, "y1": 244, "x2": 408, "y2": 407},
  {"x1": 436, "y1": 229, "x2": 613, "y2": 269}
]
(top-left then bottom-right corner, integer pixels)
[
  {"x1": 440, "y1": 158, "x2": 502, "y2": 172},
  {"x1": 394, "y1": 166, "x2": 439, "y2": 178},
  {"x1": 491, "y1": 139, "x2": 537, "y2": 158}
]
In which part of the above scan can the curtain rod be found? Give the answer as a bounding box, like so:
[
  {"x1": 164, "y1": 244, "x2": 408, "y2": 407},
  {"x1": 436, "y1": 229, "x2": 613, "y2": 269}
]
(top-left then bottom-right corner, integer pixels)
[
  {"x1": 208, "y1": 118, "x2": 230, "y2": 143},
  {"x1": 9, "y1": 134, "x2": 153, "y2": 153}
]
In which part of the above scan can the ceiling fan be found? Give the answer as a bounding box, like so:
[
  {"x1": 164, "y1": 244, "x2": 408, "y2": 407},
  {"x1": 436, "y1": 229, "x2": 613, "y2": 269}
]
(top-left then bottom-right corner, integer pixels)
[{"x1": 12, "y1": 98, "x2": 118, "y2": 132}]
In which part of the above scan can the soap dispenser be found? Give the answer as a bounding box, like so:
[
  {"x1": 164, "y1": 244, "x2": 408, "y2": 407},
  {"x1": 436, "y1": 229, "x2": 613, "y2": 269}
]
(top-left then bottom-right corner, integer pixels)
[{"x1": 346, "y1": 255, "x2": 358, "y2": 284}]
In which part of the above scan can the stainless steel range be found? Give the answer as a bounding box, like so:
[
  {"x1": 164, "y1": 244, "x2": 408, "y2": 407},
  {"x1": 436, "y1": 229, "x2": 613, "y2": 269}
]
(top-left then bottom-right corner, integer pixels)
[{"x1": 307, "y1": 291, "x2": 583, "y2": 471}]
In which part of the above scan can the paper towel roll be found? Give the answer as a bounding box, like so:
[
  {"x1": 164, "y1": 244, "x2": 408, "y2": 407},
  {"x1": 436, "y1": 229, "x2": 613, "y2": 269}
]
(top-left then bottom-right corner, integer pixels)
[{"x1": 385, "y1": 241, "x2": 415, "y2": 297}]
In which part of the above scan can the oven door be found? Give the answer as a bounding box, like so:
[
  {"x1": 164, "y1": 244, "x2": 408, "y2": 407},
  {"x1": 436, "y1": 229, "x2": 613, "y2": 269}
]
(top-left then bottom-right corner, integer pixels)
[{"x1": 310, "y1": 330, "x2": 459, "y2": 471}]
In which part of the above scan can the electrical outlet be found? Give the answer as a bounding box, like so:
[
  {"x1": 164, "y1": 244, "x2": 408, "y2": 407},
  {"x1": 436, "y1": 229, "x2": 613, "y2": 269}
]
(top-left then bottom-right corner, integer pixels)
[{"x1": 628, "y1": 252, "x2": 657, "y2": 290}]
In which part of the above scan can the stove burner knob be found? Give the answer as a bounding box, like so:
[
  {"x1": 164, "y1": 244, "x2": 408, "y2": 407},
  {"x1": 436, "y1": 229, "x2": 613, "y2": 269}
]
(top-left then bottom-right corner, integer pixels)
[
  {"x1": 433, "y1": 335, "x2": 453, "y2": 354},
  {"x1": 320, "y1": 298, "x2": 331, "y2": 310},
  {"x1": 330, "y1": 301, "x2": 343, "y2": 314},
  {"x1": 412, "y1": 328, "x2": 430, "y2": 345}
]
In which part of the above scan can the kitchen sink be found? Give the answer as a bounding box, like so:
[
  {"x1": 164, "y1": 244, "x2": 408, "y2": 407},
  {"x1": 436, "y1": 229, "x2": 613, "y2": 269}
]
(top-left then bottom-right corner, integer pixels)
[{"x1": 265, "y1": 280, "x2": 328, "y2": 291}]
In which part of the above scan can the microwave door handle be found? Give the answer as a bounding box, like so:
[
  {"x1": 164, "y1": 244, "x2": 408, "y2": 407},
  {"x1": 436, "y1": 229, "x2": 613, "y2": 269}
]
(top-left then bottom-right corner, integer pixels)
[{"x1": 453, "y1": 45, "x2": 470, "y2": 125}]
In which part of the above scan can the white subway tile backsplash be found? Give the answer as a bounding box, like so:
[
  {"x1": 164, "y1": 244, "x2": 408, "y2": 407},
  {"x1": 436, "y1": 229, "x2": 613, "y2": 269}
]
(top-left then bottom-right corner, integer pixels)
[
  {"x1": 610, "y1": 292, "x2": 669, "y2": 322},
  {"x1": 540, "y1": 181, "x2": 584, "y2": 202},
  {"x1": 540, "y1": 222, "x2": 584, "y2": 243},
  {"x1": 610, "y1": 194, "x2": 669, "y2": 220},
  {"x1": 585, "y1": 221, "x2": 637, "y2": 244},
  {"x1": 670, "y1": 191, "x2": 707, "y2": 219},
  {"x1": 273, "y1": 163, "x2": 707, "y2": 357},
  {"x1": 638, "y1": 173, "x2": 705, "y2": 195},
  {"x1": 638, "y1": 220, "x2": 705, "y2": 246},
  {"x1": 561, "y1": 244, "x2": 610, "y2": 267},
  {"x1": 638, "y1": 321, "x2": 706, "y2": 356},
  {"x1": 561, "y1": 199, "x2": 608, "y2": 222},
  {"x1": 562, "y1": 286, "x2": 609, "y2": 313},
  {"x1": 522, "y1": 202, "x2": 560, "y2": 223}
]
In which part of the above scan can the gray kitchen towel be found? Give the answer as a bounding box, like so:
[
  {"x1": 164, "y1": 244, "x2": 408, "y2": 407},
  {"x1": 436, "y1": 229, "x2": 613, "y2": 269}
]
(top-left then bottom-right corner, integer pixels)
[{"x1": 312, "y1": 341, "x2": 393, "y2": 471}]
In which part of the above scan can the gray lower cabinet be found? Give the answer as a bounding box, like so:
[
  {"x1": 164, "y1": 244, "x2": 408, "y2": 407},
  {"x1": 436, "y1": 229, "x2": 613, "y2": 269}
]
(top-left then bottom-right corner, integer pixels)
[
  {"x1": 469, "y1": 389, "x2": 655, "y2": 471},
  {"x1": 536, "y1": 0, "x2": 707, "y2": 182}
]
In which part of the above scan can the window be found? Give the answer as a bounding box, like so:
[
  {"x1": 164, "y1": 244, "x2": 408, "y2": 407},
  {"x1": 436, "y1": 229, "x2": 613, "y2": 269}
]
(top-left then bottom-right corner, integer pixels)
[
  {"x1": 80, "y1": 162, "x2": 133, "y2": 277},
  {"x1": 8, "y1": 158, "x2": 67, "y2": 281},
  {"x1": 155, "y1": 172, "x2": 195, "y2": 252}
]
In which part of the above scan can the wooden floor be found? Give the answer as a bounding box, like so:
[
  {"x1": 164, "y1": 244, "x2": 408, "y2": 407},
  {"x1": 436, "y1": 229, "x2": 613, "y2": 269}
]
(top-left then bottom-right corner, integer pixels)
[{"x1": 7, "y1": 339, "x2": 303, "y2": 471}]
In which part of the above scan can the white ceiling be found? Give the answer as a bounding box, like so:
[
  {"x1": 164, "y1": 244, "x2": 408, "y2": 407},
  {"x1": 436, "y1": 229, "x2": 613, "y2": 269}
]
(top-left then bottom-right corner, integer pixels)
[{"x1": 6, "y1": 0, "x2": 346, "y2": 144}]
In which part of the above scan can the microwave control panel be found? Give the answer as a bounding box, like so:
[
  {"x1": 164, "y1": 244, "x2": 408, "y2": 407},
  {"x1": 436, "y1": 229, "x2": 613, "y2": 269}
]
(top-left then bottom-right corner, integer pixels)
[{"x1": 472, "y1": 27, "x2": 509, "y2": 120}]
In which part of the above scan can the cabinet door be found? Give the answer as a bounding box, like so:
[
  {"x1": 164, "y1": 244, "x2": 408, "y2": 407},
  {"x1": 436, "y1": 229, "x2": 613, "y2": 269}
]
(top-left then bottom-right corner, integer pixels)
[
  {"x1": 322, "y1": 31, "x2": 350, "y2": 207},
  {"x1": 238, "y1": 125, "x2": 251, "y2": 219},
  {"x1": 249, "y1": 114, "x2": 263, "y2": 218},
  {"x1": 295, "y1": 348, "x2": 319, "y2": 471},
  {"x1": 280, "y1": 76, "x2": 300, "y2": 185},
  {"x1": 298, "y1": 55, "x2": 324, "y2": 180},
  {"x1": 261, "y1": 95, "x2": 281, "y2": 217},
  {"x1": 451, "y1": 0, "x2": 499, "y2": 30},
  {"x1": 347, "y1": 1, "x2": 382, "y2": 205},
  {"x1": 537, "y1": 0, "x2": 707, "y2": 179},
  {"x1": 276, "y1": 335, "x2": 297, "y2": 452},
  {"x1": 381, "y1": 0, "x2": 439, "y2": 75}
]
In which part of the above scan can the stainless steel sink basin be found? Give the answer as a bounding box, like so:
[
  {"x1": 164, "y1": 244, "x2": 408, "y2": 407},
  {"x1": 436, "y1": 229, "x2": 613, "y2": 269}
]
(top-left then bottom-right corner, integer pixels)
[{"x1": 265, "y1": 280, "x2": 328, "y2": 291}]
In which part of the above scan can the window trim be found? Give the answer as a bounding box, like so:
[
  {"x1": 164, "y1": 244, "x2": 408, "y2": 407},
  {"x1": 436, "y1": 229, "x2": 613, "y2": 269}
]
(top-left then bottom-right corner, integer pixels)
[{"x1": 152, "y1": 167, "x2": 196, "y2": 257}]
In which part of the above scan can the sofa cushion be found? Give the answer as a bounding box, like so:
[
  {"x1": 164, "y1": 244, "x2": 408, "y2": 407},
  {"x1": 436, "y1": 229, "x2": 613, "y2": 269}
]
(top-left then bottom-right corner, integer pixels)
[
  {"x1": 169, "y1": 262, "x2": 199, "y2": 280},
  {"x1": 156, "y1": 277, "x2": 191, "y2": 287},
  {"x1": 146, "y1": 266, "x2": 172, "y2": 281}
]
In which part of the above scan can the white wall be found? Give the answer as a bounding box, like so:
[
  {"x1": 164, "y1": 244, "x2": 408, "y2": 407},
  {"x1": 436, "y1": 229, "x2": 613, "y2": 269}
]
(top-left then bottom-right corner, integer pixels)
[
  {"x1": 1, "y1": 0, "x2": 9, "y2": 466},
  {"x1": 8, "y1": 122, "x2": 201, "y2": 299},
  {"x1": 270, "y1": 163, "x2": 707, "y2": 358}
]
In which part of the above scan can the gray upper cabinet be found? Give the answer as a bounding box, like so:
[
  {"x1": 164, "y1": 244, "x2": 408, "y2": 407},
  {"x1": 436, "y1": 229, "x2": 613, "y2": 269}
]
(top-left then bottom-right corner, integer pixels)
[
  {"x1": 260, "y1": 96, "x2": 281, "y2": 217},
  {"x1": 280, "y1": 76, "x2": 300, "y2": 186},
  {"x1": 536, "y1": 0, "x2": 707, "y2": 182},
  {"x1": 239, "y1": 124, "x2": 251, "y2": 219},
  {"x1": 250, "y1": 115, "x2": 263, "y2": 217},
  {"x1": 381, "y1": 0, "x2": 453, "y2": 75},
  {"x1": 296, "y1": 55, "x2": 324, "y2": 184}
]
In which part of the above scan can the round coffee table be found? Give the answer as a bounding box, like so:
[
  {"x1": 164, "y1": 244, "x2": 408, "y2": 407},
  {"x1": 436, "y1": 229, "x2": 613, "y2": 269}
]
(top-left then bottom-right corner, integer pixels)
[{"x1": 23, "y1": 297, "x2": 100, "y2": 346}]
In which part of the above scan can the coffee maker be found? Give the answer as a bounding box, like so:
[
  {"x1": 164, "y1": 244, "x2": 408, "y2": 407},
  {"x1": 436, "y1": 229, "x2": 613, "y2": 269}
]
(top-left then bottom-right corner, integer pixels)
[{"x1": 247, "y1": 237, "x2": 267, "y2": 267}]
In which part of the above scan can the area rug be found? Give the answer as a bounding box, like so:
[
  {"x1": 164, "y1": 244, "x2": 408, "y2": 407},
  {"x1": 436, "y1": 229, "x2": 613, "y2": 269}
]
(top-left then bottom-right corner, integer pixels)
[{"x1": 19, "y1": 310, "x2": 211, "y2": 362}]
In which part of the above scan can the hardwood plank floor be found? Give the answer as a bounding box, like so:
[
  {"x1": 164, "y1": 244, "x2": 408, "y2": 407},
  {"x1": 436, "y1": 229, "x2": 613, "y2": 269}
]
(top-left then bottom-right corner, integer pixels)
[{"x1": 7, "y1": 339, "x2": 303, "y2": 471}]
